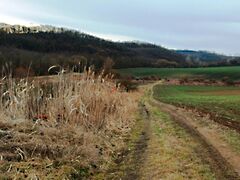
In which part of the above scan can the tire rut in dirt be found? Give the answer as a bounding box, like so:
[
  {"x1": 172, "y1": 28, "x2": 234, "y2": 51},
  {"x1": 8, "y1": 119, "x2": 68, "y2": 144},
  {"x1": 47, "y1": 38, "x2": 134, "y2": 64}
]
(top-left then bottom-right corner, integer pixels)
[
  {"x1": 122, "y1": 103, "x2": 151, "y2": 180},
  {"x1": 150, "y1": 100, "x2": 239, "y2": 180}
]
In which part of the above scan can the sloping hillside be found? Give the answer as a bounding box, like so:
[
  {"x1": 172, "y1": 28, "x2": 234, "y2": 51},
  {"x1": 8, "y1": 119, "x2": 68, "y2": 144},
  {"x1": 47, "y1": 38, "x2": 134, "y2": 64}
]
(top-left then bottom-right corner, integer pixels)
[
  {"x1": 0, "y1": 23, "x2": 189, "y2": 76},
  {"x1": 175, "y1": 50, "x2": 231, "y2": 62}
]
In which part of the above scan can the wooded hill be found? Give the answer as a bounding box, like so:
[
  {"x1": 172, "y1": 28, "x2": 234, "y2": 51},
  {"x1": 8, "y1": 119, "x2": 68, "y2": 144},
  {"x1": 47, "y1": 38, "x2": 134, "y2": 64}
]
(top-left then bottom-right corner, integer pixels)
[{"x1": 0, "y1": 24, "x2": 239, "y2": 76}]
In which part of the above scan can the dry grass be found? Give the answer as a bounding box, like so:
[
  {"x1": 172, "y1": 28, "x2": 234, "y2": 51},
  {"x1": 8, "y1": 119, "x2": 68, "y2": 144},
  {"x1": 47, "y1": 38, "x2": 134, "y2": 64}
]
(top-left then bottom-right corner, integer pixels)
[
  {"x1": 139, "y1": 105, "x2": 216, "y2": 180},
  {"x1": 0, "y1": 68, "x2": 138, "y2": 179}
]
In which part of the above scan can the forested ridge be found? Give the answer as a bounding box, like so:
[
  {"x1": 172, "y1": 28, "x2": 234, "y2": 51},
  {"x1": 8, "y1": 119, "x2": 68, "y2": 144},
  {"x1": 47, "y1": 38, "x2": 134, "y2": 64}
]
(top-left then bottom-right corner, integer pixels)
[{"x1": 0, "y1": 25, "x2": 239, "y2": 76}]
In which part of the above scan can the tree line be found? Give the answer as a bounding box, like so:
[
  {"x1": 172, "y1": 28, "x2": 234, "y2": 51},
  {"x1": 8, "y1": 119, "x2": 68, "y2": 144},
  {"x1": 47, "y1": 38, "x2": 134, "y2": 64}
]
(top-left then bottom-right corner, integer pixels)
[{"x1": 0, "y1": 30, "x2": 238, "y2": 77}]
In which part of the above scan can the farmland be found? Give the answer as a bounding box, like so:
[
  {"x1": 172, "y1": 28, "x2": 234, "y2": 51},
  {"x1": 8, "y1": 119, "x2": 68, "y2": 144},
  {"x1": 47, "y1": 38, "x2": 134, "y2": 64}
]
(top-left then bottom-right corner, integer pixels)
[
  {"x1": 1, "y1": 1, "x2": 240, "y2": 178},
  {"x1": 153, "y1": 85, "x2": 240, "y2": 131},
  {"x1": 118, "y1": 66, "x2": 240, "y2": 81}
]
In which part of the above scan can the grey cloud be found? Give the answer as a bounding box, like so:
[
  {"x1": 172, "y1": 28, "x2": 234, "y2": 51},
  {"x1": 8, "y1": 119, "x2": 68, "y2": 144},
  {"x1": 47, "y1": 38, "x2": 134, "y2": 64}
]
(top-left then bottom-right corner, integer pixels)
[{"x1": 1, "y1": 0, "x2": 240, "y2": 54}]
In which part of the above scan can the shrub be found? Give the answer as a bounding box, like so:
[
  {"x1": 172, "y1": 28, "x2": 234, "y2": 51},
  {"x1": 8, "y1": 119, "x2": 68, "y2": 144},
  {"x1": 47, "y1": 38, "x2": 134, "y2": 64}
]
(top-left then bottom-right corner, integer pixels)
[{"x1": 117, "y1": 79, "x2": 138, "y2": 92}]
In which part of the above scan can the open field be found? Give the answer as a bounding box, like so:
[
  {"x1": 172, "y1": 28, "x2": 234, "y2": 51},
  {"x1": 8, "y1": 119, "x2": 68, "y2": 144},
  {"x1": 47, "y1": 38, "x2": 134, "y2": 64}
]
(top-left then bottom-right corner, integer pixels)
[
  {"x1": 2, "y1": 2, "x2": 240, "y2": 179},
  {"x1": 118, "y1": 66, "x2": 240, "y2": 81},
  {"x1": 153, "y1": 85, "x2": 240, "y2": 131}
]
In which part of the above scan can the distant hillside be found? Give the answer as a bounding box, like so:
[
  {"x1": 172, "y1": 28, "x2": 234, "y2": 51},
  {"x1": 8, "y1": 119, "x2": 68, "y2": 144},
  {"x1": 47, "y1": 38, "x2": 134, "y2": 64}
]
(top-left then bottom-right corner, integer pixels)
[
  {"x1": 175, "y1": 50, "x2": 232, "y2": 62},
  {"x1": 0, "y1": 23, "x2": 238, "y2": 77},
  {"x1": 0, "y1": 23, "x2": 190, "y2": 76}
]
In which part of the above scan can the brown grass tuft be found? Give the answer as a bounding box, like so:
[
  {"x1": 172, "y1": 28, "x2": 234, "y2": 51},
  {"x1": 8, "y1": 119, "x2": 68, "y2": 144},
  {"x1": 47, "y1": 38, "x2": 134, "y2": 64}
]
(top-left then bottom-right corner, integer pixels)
[{"x1": 0, "y1": 68, "x2": 138, "y2": 179}]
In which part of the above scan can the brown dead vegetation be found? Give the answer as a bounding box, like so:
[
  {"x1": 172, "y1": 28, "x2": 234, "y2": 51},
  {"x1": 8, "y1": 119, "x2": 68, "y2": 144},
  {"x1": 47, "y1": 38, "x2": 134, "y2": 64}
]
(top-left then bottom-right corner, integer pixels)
[
  {"x1": 0, "y1": 69, "x2": 138, "y2": 179},
  {"x1": 166, "y1": 78, "x2": 226, "y2": 86}
]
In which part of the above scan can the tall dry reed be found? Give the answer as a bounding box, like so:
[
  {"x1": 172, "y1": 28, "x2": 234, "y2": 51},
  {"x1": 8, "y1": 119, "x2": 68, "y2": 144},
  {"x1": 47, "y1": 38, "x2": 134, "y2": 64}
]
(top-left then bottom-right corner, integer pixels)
[{"x1": 0, "y1": 68, "x2": 138, "y2": 178}]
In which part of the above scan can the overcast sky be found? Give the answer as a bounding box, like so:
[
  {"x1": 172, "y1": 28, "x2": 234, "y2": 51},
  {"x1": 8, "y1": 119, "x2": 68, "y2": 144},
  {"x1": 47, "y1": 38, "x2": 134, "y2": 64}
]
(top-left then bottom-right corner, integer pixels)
[{"x1": 0, "y1": 0, "x2": 240, "y2": 55}]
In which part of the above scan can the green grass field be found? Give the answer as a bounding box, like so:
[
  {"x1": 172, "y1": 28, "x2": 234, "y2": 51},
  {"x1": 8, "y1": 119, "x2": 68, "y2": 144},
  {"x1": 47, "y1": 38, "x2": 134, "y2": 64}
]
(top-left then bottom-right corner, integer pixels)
[
  {"x1": 118, "y1": 66, "x2": 240, "y2": 80},
  {"x1": 153, "y1": 85, "x2": 240, "y2": 124}
]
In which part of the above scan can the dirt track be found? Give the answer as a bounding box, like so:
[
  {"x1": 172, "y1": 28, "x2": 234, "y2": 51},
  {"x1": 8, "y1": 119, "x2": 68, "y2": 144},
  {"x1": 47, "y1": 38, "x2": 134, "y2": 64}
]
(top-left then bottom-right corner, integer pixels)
[
  {"x1": 101, "y1": 84, "x2": 240, "y2": 179},
  {"x1": 149, "y1": 99, "x2": 240, "y2": 179}
]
